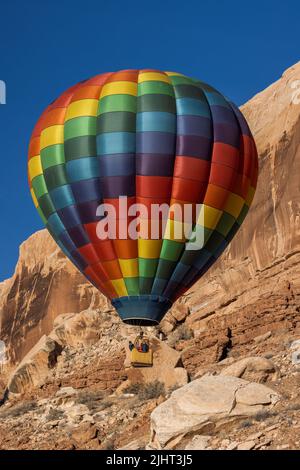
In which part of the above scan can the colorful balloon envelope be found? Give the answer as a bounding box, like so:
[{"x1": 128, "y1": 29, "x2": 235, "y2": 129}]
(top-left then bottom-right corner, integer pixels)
[{"x1": 28, "y1": 69, "x2": 258, "y2": 325}]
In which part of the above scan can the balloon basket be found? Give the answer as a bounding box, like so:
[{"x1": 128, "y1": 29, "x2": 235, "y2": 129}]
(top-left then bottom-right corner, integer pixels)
[{"x1": 130, "y1": 349, "x2": 153, "y2": 367}]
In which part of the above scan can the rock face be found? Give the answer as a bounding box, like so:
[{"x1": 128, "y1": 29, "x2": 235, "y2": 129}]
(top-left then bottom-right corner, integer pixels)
[
  {"x1": 0, "y1": 231, "x2": 109, "y2": 364},
  {"x1": 50, "y1": 309, "x2": 118, "y2": 349},
  {"x1": 8, "y1": 335, "x2": 62, "y2": 394},
  {"x1": 7, "y1": 309, "x2": 126, "y2": 395},
  {"x1": 173, "y1": 62, "x2": 300, "y2": 373},
  {"x1": 220, "y1": 357, "x2": 279, "y2": 383},
  {"x1": 150, "y1": 375, "x2": 280, "y2": 449}
]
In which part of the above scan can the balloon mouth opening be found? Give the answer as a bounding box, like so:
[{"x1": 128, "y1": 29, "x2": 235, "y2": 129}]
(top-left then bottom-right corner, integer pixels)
[
  {"x1": 123, "y1": 318, "x2": 159, "y2": 326},
  {"x1": 112, "y1": 295, "x2": 172, "y2": 325}
]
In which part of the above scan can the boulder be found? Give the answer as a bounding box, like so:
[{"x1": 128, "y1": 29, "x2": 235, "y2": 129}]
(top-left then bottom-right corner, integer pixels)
[
  {"x1": 50, "y1": 310, "x2": 104, "y2": 348},
  {"x1": 237, "y1": 441, "x2": 256, "y2": 450},
  {"x1": 65, "y1": 404, "x2": 91, "y2": 424},
  {"x1": 54, "y1": 386, "x2": 78, "y2": 405},
  {"x1": 253, "y1": 331, "x2": 272, "y2": 343},
  {"x1": 227, "y1": 441, "x2": 238, "y2": 450},
  {"x1": 290, "y1": 339, "x2": 300, "y2": 365},
  {"x1": 220, "y1": 356, "x2": 279, "y2": 382},
  {"x1": 117, "y1": 437, "x2": 148, "y2": 450},
  {"x1": 170, "y1": 303, "x2": 190, "y2": 323},
  {"x1": 8, "y1": 335, "x2": 62, "y2": 394},
  {"x1": 159, "y1": 319, "x2": 176, "y2": 335},
  {"x1": 184, "y1": 435, "x2": 211, "y2": 450},
  {"x1": 55, "y1": 386, "x2": 77, "y2": 398},
  {"x1": 290, "y1": 339, "x2": 300, "y2": 350},
  {"x1": 149, "y1": 375, "x2": 280, "y2": 449},
  {"x1": 71, "y1": 422, "x2": 99, "y2": 446},
  {"x1": 158, "y1": 303, "x2": 190, "y2": 336},
  {"x1": 291, "y1": 350, "x2": 300, "y2": 365}
]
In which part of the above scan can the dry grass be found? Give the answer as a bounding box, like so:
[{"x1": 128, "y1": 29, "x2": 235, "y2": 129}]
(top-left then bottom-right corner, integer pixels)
[
  {"x1": 77, "y1": 389, "x2": 112, "y2": 412},
  {"x1": 239, "y1": 419, "x2": 254, "y2": 429},
  {"x1": 287, "y1": 402, "x2": 300, "y2": 411},
  {"x1": 168, "y1": 324, "x2": 194, "y2": 347},
  {"x1": 0, "y1": 400, "x2": 37, "y2": 419},
  {"x1": 253, "y1": 409, "x2": 278, "y2": 422},
  {"x1": 124, "y1": 380, "x2": 165, "y2": 401},
  {"x1": 45, "y1": 407, "x2": 65, "y2": 421}
]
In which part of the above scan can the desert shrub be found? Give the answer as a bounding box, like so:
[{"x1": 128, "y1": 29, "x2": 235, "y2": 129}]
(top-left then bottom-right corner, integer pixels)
[
  {"x1": 103, "y1": 437, "x2": 115, "y2": 450},
  {"x1": 97, "y1": 398, "x2": 114, "y2": 411},
  {"x1": 176, "y1": 324, "x2": 194, "y2": 340},
  {"x1": 77, "y1": 389, "x2": 105, "y2": 405},
  {"x1": 253, "y1": 409, "x2": 277, "y2": 422},
  {"x1": 46, "y1": 407, "x2": 64, "y2": 421},
  {"x1": 124, "y1": 380, "x2": 165, "y2": 401},
  {"x1": 239, "y1": 419, "x2": 253, "y2": 429},
  {"x1": 0, "y1": 400, "x2": 37, "y2": 419},
  {"x1": 287, "y1": 402, "x2": 300, "y2": 411},
  {"x1": 168, "y1": 324, "x2": 194, "y2": 347},
  {"x1": 77, "y1": 390, "x2": 110, "y2": 412}
]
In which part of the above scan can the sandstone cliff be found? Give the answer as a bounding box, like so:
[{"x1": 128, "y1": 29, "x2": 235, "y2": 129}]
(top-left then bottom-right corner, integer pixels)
[{"x1": 0, "y1": 231, "x2": 107, "y2": 363}]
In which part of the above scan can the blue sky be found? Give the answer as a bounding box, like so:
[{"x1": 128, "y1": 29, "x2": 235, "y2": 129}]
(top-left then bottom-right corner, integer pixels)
[{"x1": 0, "y1": 0, "x2": 299, "y2": 281}]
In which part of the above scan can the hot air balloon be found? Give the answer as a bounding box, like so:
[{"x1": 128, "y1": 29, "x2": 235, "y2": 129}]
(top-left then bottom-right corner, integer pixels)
[{"x1": 28, "y1": 69, "x2": 258, "y2": 330}]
